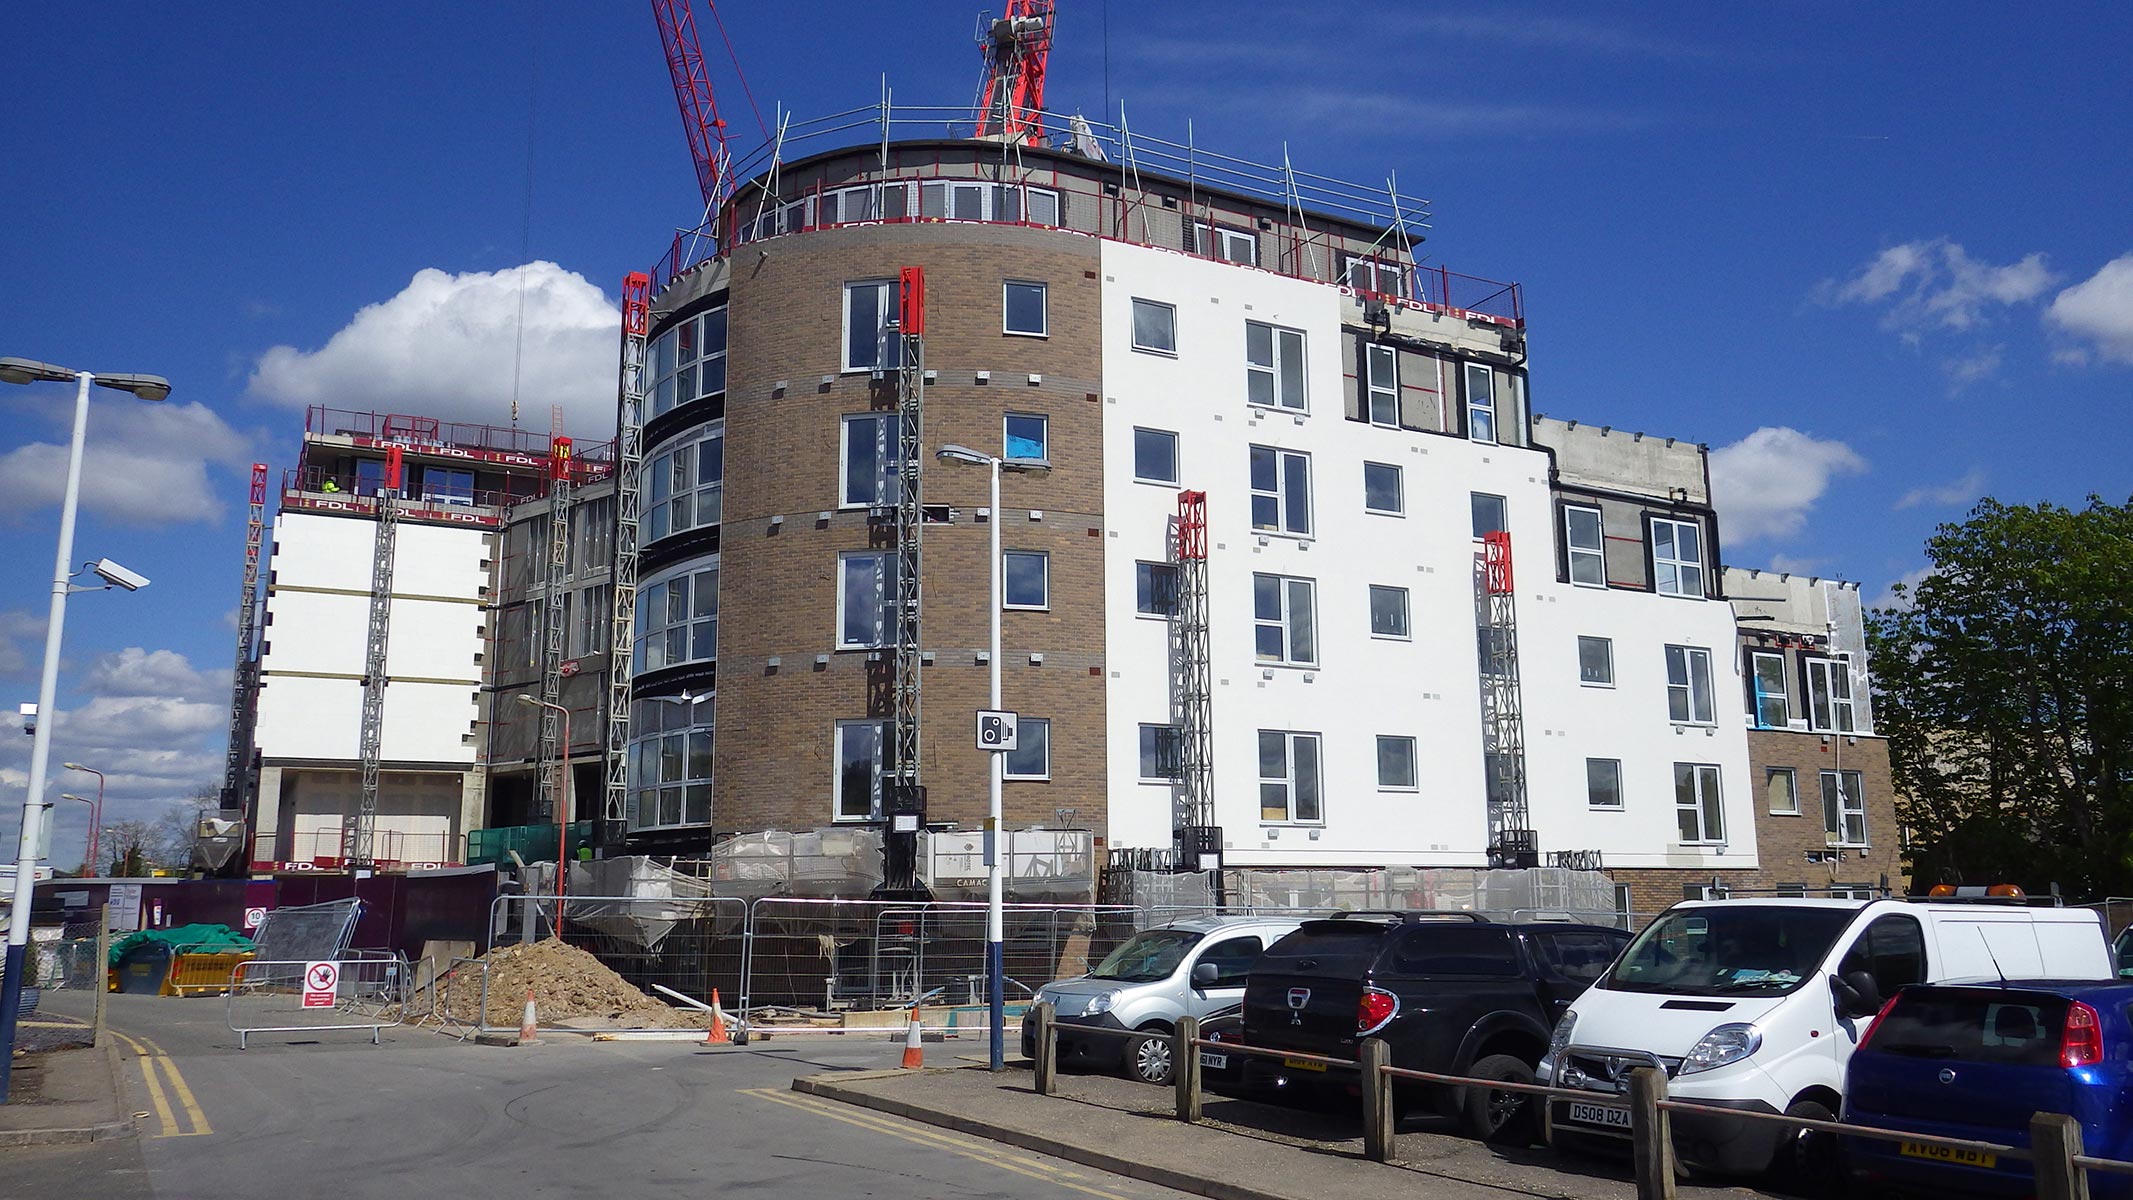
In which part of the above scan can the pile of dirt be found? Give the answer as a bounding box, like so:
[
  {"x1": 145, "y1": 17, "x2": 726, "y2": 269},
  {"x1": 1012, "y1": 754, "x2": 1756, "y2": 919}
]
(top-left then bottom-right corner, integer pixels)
[{"x1": 445, "y1": 938, "x2": 704, "y2": 1030}]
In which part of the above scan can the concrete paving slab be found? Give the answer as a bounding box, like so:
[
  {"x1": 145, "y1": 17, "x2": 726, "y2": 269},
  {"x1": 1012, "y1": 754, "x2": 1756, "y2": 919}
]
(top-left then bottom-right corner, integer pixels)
[{"x1": 0, "y1": 1044, "x2": 138, "y2": 1147}]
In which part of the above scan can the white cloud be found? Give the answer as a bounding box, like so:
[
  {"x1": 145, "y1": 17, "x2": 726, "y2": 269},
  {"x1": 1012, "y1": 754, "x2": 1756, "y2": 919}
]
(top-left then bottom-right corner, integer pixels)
[
  {"x1": 248, "y1": 262, "x2": 621, "y2": 438},
  {"x1": 1709, "y1": 427, "x2": 1868, "y2": 543},
  {"x1": 82, "y1": 647, "x2": 231, "y2": 700},
  {"x1": 0, "y1": 610, "x2": 44, "y2": 679},
  {"x1": 1765, "y1": 554, "x2": 1829, "y2": 575},
  {"x1": 2045, "y1": 253, "x2": 2133, "y2": 365},
  {"x1": 1941, "y1": 345, "x2": 2003, "y2": 388},
  {"x1": 1823, "y1": 239, "x2": 2058, "y2": 332},
  {"x1": 1894, "y1": 468, "x2": 1987, "y2": 511},
  {"x1": 1870, "y1": 567, "x2": 1934, "y2": 611},
  {"x1": 0, "y1": 398, "x2": 255, "y2": 526}
]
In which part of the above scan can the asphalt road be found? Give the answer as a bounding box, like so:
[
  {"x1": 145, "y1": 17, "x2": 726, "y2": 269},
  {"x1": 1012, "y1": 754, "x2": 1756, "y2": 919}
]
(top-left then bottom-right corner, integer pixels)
[{"x1": 4, "y1": 992, "x2": 1196, "y2": 1200}]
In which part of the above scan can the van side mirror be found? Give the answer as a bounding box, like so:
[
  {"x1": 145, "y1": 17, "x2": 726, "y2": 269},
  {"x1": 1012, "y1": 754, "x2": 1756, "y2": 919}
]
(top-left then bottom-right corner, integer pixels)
[
  {"x1": 1191, "y1": 961, "x2": 1220, "y2": 987},
  {"x1": 1831, "y1": 970, "x2": 1882, "y2": 1018}
]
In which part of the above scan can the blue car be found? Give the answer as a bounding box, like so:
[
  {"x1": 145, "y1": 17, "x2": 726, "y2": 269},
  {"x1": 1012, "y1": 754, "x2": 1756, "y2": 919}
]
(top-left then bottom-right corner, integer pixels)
[{"x1": 1843, "y1": 980, "x2": 2133, "y2": 1198}]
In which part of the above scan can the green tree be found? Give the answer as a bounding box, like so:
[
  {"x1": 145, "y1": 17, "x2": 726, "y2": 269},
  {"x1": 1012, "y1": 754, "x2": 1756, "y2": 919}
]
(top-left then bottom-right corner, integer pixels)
[{"x1": 1869, "y1": 497, "x2": 2133, "y2": 897}]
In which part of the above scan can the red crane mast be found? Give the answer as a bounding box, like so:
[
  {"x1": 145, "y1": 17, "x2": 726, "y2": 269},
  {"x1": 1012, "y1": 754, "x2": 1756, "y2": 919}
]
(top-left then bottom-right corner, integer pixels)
[
  {"x1": 650, "y1": 0, "x2": 734, "y2": 217},
  {"x1": 974, "y1": 0, "x2": 1056, "y2": 143}
]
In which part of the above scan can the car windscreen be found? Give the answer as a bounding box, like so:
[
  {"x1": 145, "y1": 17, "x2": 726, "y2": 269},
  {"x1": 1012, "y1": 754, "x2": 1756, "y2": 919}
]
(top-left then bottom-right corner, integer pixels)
[
  {"x1": 1602, "y1": 906, "x2": 1856, "y2": 997},
  {"x1": 1089, "y1": 929, "x2": 1203, "y2": 982},
  {"x1": 1866, "y1": 989, "x2": 2071, "y2": 1066},
  {"x1": 1257, "y1": 920, "x2": 1391, "y2": 976}
]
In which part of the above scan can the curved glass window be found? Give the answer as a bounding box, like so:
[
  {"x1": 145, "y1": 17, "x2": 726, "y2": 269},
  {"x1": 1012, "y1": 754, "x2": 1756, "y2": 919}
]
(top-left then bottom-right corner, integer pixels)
[
  {"x1": 635, "y1": 559, "x2": 718, "y2": 674},
  {"x1": 648, "y1": 305, "x2": 728, "y2": 418},
  {"x1": 627, "y1": 694, "x2": 713, "y2": 831},
  {"x1": 644, "y1": 424, "x2": 723, "y2": 542}
]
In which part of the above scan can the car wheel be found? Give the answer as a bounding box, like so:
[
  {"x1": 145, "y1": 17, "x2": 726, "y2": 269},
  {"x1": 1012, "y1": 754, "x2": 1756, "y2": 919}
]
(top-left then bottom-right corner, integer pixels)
[
  {"x1": 1461, "y1": 1054, "x2": 1540, "y2": 1145},
  {"x1": 1125, "y1": 1030, "x2": 1174, "y2": 1086},
  {"x1": 1774, "y1": 1097, "x2": 1839, "y2": 1192}
]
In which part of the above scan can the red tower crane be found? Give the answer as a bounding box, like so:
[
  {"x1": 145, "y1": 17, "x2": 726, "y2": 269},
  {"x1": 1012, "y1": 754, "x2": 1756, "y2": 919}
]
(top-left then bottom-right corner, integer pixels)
[
  {"x1": 650, "y1": 0, "x2": 735, "y2": 217},
  {"x1": 974, "y1": 0, "x2": 1056, "y2": 143}
]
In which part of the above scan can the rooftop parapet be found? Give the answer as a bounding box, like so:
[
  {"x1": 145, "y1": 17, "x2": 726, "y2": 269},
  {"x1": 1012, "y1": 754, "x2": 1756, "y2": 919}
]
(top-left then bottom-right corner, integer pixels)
[{"x1": 1533, "y1": 414, "x2": 1708, "y2": 504}]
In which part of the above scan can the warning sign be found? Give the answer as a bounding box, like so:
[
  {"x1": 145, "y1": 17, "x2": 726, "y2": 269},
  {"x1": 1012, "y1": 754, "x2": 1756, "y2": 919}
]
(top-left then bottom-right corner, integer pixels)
[
  {"x1": 243, "y1": 907, "x2": 266, "y2": 931},
  {"x1": 302, "y1": 960, "x2": 339, "y2": 1008}
]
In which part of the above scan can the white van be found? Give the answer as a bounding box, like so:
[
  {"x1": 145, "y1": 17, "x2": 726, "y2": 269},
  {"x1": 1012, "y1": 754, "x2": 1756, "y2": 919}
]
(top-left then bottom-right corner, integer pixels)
[{"x1": 1539, "y1": 897, "x2": 2113, "y2": 1176}]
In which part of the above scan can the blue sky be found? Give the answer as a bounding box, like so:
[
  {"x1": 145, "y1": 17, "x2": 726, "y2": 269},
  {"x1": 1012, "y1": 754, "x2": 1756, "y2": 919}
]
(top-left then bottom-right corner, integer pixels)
[{"x1": 3, "y1": 3, "x2": 2130, "y2": 860}]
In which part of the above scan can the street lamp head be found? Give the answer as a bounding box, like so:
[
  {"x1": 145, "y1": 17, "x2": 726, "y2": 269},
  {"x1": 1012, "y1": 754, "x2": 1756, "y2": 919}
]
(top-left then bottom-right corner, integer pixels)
[
  {"x1": 516, "y1": 694, "x2": 541, "y2": 709},
  {"x1": 60, "y1": 794, "x2": 87, "y2": 803},
  {"x1": 92, "y1": 373, "x2": 171, "y2": 402},
  {"x1": 0, "y1": 357, "x2": 78, "y2": 386},
  {"x1": 63, "y1": 762, "x2": 86, "y2": 772},
  {"x1": 935, "y1": 445, "x2": 993, "y2": 467}
]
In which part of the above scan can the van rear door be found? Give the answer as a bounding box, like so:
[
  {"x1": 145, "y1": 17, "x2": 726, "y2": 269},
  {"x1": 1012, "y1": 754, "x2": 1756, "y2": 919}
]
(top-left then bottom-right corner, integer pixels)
[{"x1": 1242, "y1": 920, "x2": 1386, "y2": 1057}]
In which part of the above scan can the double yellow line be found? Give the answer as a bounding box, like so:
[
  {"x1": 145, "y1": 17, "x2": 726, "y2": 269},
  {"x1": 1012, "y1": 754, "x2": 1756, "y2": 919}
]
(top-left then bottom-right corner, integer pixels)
[
  {"x1": 111, "y1": 1030, "x2": 212, "y2": 1138},
  {"x1": 739, "y1": 1086, "x2": 1138, "y2": 1200}
]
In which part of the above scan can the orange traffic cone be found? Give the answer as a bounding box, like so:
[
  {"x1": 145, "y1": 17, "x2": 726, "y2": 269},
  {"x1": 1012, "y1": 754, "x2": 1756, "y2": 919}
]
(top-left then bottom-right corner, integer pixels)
[
  {"x1": 518, "y1": 988, "x2": 542, "y2": 1045},
  {"x1": 899, "y1": 1007, "x2": 925, "y2": 1069},
  {"x1": 704, "y1": 988, "x2": 730, "y2": 1045}
]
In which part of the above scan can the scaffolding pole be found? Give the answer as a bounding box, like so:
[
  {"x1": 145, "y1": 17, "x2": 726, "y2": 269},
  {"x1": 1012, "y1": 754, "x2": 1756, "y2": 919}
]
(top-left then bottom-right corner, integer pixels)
[
  {"x1": 1478, "y1": 530, "x2": 1535, "y2": 868},
  {"x1": 603, "y1": 273, "x2": 651, "y2": 845},
  {"x1": 348, "y1": 448, "x2": 403, "y2": 868},
  {"x1": 221, "y1": 462, "x2": 270, "y2": 811}
]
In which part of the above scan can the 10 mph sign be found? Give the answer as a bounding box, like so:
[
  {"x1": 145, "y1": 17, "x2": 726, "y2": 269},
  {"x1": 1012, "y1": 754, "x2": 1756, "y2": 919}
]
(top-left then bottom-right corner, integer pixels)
[{"x1": 302, "y1": 961, "x2": 340, "y2": 1008}]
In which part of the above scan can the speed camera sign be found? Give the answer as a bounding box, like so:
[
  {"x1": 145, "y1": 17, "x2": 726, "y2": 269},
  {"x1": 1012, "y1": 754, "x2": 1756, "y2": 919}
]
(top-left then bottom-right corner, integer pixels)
[{"x1": 976, "y1": 709, "x2": 1019, "y2": 752}]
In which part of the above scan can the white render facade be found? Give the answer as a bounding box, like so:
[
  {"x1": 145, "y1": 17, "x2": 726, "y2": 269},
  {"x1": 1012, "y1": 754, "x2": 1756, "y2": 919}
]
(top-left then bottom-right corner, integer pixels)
[{"x1": 1098, "y1": 240, "x2": 1757, "y2": 872}]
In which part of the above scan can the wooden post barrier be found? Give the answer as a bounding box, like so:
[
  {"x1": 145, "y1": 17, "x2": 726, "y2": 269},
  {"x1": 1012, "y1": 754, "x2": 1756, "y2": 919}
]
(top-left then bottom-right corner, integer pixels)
[
  {"x1": 1360, "y1": 1038, "x2": 1394, "y2": 1163},
  {"x1": 1174, "y1": 1016, "x2": 1201, "y2": 1123},
  {"x1": 1630, "y1": 1067, "x2": 1676, "y2": 1200},
  {"x1": 1031, "y1": 1001, "x2": 1056, "y2": 1096},
  {"x1": 2034, "y1": 1112, "x2": 2091, "y2": 1200}
]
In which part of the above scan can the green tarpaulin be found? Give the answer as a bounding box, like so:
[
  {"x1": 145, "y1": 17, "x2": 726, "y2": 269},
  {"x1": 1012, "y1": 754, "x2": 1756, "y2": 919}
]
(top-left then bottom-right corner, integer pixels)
[{"x1": 109, "y1": 923, "x2": 254, "y2": 967}]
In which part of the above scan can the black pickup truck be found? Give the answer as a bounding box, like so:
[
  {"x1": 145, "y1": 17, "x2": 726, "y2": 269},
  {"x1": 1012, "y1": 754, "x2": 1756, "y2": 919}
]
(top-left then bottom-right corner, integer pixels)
[{"x1": 1239, "y1": 913, "x2": 1629, "y2": 1143}]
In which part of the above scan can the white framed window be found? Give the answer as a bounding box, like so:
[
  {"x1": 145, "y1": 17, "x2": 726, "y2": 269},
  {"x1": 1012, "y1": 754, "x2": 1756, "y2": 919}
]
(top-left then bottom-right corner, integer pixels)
[
  {"x1": 1363, "y1": 461, "x2": 1403, "y2": 516},
  {"x1": 921, "y1": 179, "x2": 992, "y2": 220},
  {"x1": 1564, "y1": 504, "x2": 1605, "y2": 587},
  {"x1": 1245, "y1": 321, "x2": 1307, "y2": 411},
  {"x1": 1578, "y1": 636, "x2": 1614, "y2": 687},
  {"x1": 1825, "y1": 775, "x2": 1859, "y2": 848},
  {"x1": 421, "y1": 467, "x2": 475, "y2": 505},
  {"x1": 1133, "y1": 427, "x2": 1178, "y2": 484},
  {"x1": 1806, "y1": 656, "x2": 1857, "y2": 733},
  {"x1": 1131, "y1": 298, "x2": 1177, "y2": 355},
  {"x1": 836, "y1": 552, "x2": 896, "y2": 649},
  {"x1": 1193, "y1": 221, "x2": 1260, "y2": 266},
  {"x1": 571, "y1": 582, "x2": 611, "y2": 658},
  {"x1": 1004, "y1": 412, "x2": 1049, "y2": 463},
  {"x1": 1253, "y1": 574, "x2": 1318, "y2": 666},
  {"x1": 1750, "y1": 651, "x2": 1790, "y2": 728},
  {"x1": 633, "y1": 561, "x2": 718, "y2": 674},
  {"x1": 1369, "y1": 585, "x2": 1410, "y2": 639},
  {"x1": 833, "y1": 719, "x2": 889, "y2": 821},
  {"x1": 1135, "y1": 561, "x2": 1179, "y2": 617},
  {"x1": 1257, "y1": 730, "x2": 1322, "y2": 822},
  {"x1": 1675, "y1": 762, "x2": 1725, "y2": 844},
  {"x1": 1004, "y1": 717, "x2": 1050, "y2": 780},
  {"x1": 1471, "y1": 492, "x2": 1508, "y2": 539},
  {"x1": 648, "y1": 304, "x2": 729, "y2": 417},
  {"x1": 1003, "y1": 550, "x2": 1049, "y2": 610},
  {"x1": 1652, "y1": 517, "x2": 1706, "y2": 598},
  {"x1": 1587, "y1": 759, "x2": 1623, "y2": 809},
  {"x1": 1766, "y1": 766, "x2": 1800, "y2": 815},
  {"x1": 1665, "y1": 644, "x2": 1716, "y2": 725},
  {"x1": 1345, "y1": 254, "x2": 1407, "y2": 296},
  {"x1": 1376, "y1": 735, "x2": 1418, "y2": 790},
  {"x1": 644, "y1": 425, "x2": 724, "y2": 541},
  {"x1": 1365, "y1": 344, "x2": 1398, "y2": 426},
  {"x1": 1139, "y1": 724, "x2": 1183, "y2": 782},
  {"x1": 1249, "y1": 446, "x2": 1312, "y2": 536},
  {"x1": 842, "y1": 279, "x2": 898, "y2": 372},
  {"x1": 1464, "y1": 362, "x2": 1496, "y2": 444},
  {"x1": 839, "y1": 413, "x2": 901, "y2": 509},
  {"x1": 626, "y1": 694, "x2": 714, "y2": 831},
  {"x1": 1003, "y1": 280, "x2": 1048, "y2": 337},
  {"x1": 819, "y1": 183, "x2": 883, "y2": 225}
]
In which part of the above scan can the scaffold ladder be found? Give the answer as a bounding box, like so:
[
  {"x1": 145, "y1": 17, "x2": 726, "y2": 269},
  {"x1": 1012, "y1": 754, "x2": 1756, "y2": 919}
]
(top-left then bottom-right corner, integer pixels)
[
  {"x1": 1478, "y1": 530, "x2": 1535, "y2": 867},
  {"x1": 221, "y1": 462, "x2": 270, "y2": 810},
  {"x1": 890, "y1": 267, "x2": 926, "y2": 796},
  {"x1": 349, "y1": 447, "x2": 404, "y2": 868},
  {"x1": 1174, "y1": 490, "x2": 1214, "y2": 831},
  {"x1": 604, "y1": 272, "x2": 651, "y2": 840},
  {"x1": 538, "y1": 433, "x2": 574, "y2": 820}
]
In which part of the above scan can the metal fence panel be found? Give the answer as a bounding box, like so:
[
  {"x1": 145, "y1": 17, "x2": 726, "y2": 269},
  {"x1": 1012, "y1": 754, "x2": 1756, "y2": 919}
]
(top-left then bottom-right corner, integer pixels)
[{"x1": 227, "y1": 955, "x2": 409, "y2": 1048}]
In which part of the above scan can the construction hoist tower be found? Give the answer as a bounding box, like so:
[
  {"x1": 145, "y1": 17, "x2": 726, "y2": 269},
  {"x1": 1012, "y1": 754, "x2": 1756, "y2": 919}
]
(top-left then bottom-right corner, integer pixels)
[
  {"x1": 538, "y1": 433, "x2": 575, "y2": 821},
  {"x1": 1477, "y1": 530, "x2": 1537, "y2": 868},
  {"x1": 877, "y1": 266, "x2": 929, "y2": 897},
  {"x1": 220, "y1": 462, "x2": 270, "y2": 812},
  {"x1": 348, "y1": 446, "x2": 405, "y2": 868},
  {"x1": 604, "y1": 272, "x2": 652, "y2": 848},
  {"x1": 1171, "y1": 490, "x2": 1218, "y2": 872}
]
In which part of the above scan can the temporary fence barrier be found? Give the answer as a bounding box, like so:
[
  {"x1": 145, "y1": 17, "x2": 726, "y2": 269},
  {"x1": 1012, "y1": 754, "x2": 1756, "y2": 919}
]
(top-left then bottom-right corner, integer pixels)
[
  {"x1": 473, "y1": 893, "x2": 750, "y2": 1034},
  {"x1": 227, "y1": 954, "x2": 409, "y2": 1049}
]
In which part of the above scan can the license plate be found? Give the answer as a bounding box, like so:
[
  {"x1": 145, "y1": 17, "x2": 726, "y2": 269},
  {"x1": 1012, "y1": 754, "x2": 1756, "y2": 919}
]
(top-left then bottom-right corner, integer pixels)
[
  {"x1": 1900, "y1": 1141, "x2": 1997, "y2": 1168},
  {"x1": 1566, "y1": 1101, "x2": 1633, "y2": 1130},
  {"x1": 1199, "y1": 1052, "x2": 1228, "y2": 1070},
  {"x1": 1283, "y1": 1056, "x2": 1327, "y2": 1072}
]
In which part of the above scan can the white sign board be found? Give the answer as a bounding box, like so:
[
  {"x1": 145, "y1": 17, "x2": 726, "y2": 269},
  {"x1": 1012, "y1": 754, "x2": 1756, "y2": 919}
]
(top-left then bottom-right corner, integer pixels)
[
  {"x1": 302, "y1": 960, "x2": 340, "y2": 1009},
  {"x1": 976, "y1": 709, "x2": 1019, "y2": 752},
  {"x1": 243, "y1": 906, "x2": 267, "y2": 931},
  {"x1": 107, "y1": 883, "x2": 143, "y2": 931}
]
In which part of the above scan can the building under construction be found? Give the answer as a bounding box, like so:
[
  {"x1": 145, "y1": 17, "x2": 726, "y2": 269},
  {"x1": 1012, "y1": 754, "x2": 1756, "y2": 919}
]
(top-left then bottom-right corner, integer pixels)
[{"x1": 215, "y1": 3, "x2": 1895, "y2": 909}]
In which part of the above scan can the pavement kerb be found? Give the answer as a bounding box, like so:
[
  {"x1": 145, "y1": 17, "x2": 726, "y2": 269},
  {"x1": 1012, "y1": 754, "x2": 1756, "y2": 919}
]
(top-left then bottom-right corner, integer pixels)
[
  {"x1": 792, "y1": 1072, "x2": 1298, "y2": 1200},
  {"x1": 0, "y1": 1043, "x2": 140, "y2": 1148}
]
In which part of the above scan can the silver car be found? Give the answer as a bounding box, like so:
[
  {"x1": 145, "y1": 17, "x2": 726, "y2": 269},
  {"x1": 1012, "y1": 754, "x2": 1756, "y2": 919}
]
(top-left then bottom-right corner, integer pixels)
[{"x1": 1024, "y1": 916, "x2": 1303, "y2": 1085}]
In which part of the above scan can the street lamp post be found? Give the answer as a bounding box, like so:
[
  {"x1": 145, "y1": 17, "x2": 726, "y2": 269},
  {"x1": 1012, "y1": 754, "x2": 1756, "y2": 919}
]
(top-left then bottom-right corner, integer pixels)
[
  {"x1": 59, "y1": 796, "x2": 96, "y2": 876},
  {"x1": 0, "y1": 357, "x2": 169, "y2": 1104},
  {"x1": 936, "y1": 444, "x2": 1048, "y2": 1071},
  {"x1": 517, "y1": 695, "x2": 572, "y2": 902},
  {"x1": 63, "y1": 763, "x2": 104, "y2": 874}
]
